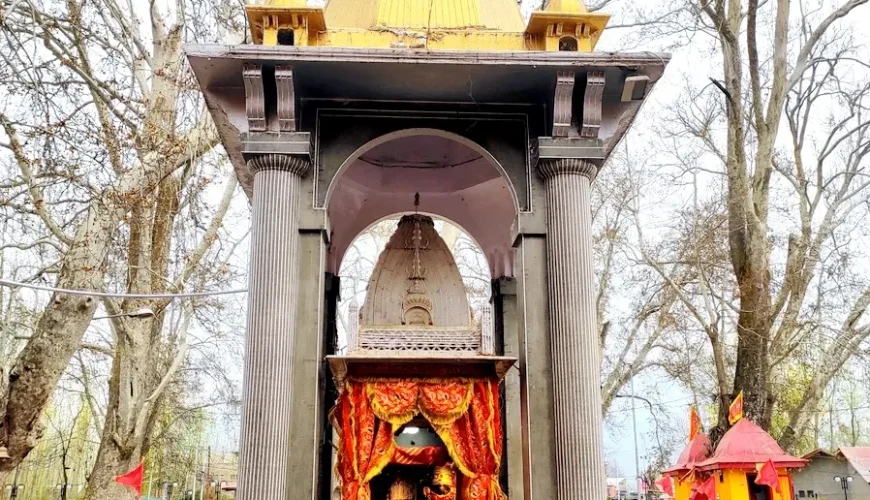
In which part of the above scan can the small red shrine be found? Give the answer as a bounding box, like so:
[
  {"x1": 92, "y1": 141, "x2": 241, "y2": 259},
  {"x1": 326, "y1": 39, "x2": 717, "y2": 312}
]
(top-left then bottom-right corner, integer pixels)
[{"x1": 665, "y1": 419, "x2": 807, "y2": 500}]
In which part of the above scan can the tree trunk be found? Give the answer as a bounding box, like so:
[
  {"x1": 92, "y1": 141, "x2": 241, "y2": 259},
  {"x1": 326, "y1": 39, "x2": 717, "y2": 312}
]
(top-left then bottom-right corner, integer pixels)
[
  {"x1": 0, "y1": 205, "x2": 115, "y2": 473},
  {"x1": 84, "y1": 414, "x2": 143, "y2": 500}
]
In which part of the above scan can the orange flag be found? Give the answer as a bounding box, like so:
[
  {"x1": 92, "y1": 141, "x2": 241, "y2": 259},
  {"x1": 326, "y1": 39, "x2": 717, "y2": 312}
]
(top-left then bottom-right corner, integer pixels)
[
  {"x1": 656, "y1": 476, "x2": 675, "y2": 497},
  {"x1": 728, "y1": 391, "x2": 744, "y2": 425},
  {"x1": 114, "y1": 461, "x2": 144, "y2": 496},
  {"x1": 689, "y1": 405, "x2": 703, "y2": 440},
  {"x1": 755, "y1": 459, "x2": 781, "y2": 493}
]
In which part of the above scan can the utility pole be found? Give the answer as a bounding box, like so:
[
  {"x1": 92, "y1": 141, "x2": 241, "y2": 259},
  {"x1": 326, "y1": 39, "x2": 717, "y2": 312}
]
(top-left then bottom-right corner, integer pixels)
[
  {"x1": 191, "y1": 447, "x2": 199, "y2": 500},
  {"x1": 630, "y1": 348, "x2": 641, "y2": 499},
  {"x1": 203, "y1": 446, "x2": 211, "y2": 500}
]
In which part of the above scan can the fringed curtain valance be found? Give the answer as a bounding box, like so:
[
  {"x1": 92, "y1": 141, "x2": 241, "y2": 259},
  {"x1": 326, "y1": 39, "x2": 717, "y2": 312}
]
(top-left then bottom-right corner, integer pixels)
[{"x1": 332, "y1": 378, "x2": 506, "y2": 500}]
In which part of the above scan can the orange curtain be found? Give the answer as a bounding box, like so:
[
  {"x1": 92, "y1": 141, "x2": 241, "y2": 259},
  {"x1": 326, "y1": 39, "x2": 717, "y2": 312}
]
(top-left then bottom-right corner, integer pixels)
[
  {"x1": 333, "y1": 378, "x2": 505, "y2": 500},
  {"x1": 334, "y1": 382, "x2": 396, "y2": 500},
  {"x1": 433, "y1": 380, "x2": 506, "y2": 500}
]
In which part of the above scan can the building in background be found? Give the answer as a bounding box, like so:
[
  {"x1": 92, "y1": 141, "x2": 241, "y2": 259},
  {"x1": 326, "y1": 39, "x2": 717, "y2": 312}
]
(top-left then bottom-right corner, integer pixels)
[{"x1": 792, "y1": 448, "x2": 870, "y2": 499}]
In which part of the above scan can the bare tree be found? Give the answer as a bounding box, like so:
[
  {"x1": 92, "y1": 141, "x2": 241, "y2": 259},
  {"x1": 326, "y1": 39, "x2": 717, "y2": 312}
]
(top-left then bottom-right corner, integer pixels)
[
  {"x1": 0, "y1": 0, "x2": 245, "y2": 493},
  {"x1": 617, "y1": 0, "x2": 870, "y2": 445}
]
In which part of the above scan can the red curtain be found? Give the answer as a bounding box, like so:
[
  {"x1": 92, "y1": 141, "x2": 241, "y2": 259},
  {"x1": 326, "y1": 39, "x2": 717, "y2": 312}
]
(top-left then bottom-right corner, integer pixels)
[
  {"x1": 433, "y1": 381, "x2": 506, "y2": 500},
  {"x1": 332, "y1": 378, "x2": 506, "y2": 500},
  {"x1": 334, "y1": 382, "x2": 396, "y2": 500}
]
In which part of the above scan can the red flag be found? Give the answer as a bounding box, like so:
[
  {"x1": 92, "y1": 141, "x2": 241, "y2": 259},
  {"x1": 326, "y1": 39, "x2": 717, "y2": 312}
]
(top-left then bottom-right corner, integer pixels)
[
  {"x1": 114, "y1": 461, "x2": 144, "y2": 496},
  {"x1": 755, "y1": 459, "x2": 781, "y2": 493},
  {"x1": 656, "y1": 476, "x2": 675, "y2": 497},
  {"x1": 688, "y1": 482, "x2": 703, "y2": 500},
  {"x1": 689, "y1": 406, "x2": 703, "y2": 440},
  {"x1": 728, "y1": 391, "x2": 744, "y2": 425},
  {"x1": 698, "y1": 475, "x2": 716, "y2": 500}
]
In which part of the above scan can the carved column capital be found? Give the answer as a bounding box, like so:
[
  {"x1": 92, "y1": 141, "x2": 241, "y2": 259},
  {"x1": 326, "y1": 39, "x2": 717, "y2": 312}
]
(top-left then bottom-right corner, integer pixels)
[
  {"x1": 536, "y1": 158, "x2": 598, "y2": 181},
  {"x1": 247, "y1": 154, "x2": 311, "y2": 177}
]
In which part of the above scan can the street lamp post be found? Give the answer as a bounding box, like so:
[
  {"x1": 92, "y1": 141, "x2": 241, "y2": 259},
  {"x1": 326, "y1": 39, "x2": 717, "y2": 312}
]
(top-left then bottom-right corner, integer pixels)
[
  {"x1": 834, "y1": 475, "x2": 853, "y2": 500},
  {"x1": 5, "y1": 467, "x2": 24, "y2": 500},
  {"x1": 4, "y1": 483, "x2": 24, "y2": 500},
  {"x1": 211, "y1": 479, "x2": 226, "y2": 500}
]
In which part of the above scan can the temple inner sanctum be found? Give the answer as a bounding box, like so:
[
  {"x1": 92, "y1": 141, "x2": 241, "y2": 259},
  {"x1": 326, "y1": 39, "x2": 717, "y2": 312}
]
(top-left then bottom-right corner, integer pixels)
[
  {"x1": 185, "y1": 0, "x2": 670, "y2": 498},
  {"x1": 331, "y1": 213, "x2": 508, "y2": 500}
]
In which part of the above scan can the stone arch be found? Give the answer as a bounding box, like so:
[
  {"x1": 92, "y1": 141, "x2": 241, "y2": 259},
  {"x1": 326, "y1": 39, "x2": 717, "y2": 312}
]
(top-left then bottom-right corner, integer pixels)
[
  {"x1": 324, "y1": 128, "x2": 520, "y2": 211},
  {"x1": 339, "y1": 211, "x2": 490, "y2": 273},
  {"x1": 325, "y1": 129, "x2": 519, "y2": 278}
]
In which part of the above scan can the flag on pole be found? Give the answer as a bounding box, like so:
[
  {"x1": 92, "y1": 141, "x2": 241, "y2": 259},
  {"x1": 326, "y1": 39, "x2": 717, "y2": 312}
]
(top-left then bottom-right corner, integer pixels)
[
  {"x1": 656, "y1": 476, "x2": 675, "y2": 497},
  {"x1": 680, "y1": 468, "x2": 696, "y2": 485},
  {"x1": 689, "y1": 405, "x2": 703, "y2": 440},
  {"x1": 755, "y1": 459, "x2": 781, "y2": 493},
  {"x1": 728, "y1": 390, "x2": 744, "y2": 425},
  {"x1": 114, "y1": 461, "x2": 144, "y2": 497},
  {"x1": 698, "y1": 475, "x2": 716, "y2": 499}
]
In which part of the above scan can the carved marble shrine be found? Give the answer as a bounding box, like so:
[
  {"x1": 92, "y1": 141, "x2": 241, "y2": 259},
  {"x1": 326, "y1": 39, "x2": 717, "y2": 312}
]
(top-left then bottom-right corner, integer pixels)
[{"x1": 186, "y1": 0, "x2": 669, "y2": 499}]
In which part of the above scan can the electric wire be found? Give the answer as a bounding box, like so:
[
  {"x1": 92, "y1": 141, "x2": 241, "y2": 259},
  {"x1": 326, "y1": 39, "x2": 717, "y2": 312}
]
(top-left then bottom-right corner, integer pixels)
[{"x1": 0, "y1": 278, "x2": 247, "y2": 299}]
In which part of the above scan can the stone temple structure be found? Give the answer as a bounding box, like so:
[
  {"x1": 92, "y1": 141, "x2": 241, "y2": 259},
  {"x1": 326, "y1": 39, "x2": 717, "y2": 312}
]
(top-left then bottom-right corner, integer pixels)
[{"x1": 185, "y1": 1, "x2": 669, "y2": 499}]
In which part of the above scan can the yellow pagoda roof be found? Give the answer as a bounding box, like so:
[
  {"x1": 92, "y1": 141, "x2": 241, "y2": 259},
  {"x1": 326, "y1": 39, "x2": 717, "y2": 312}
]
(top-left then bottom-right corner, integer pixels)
[{"x1": 324, "y1": 0, "x2": 525, "y2": 31}]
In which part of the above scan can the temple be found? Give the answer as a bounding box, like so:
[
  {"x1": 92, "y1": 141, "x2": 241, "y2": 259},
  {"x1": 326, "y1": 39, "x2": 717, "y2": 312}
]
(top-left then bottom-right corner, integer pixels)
[
  {"x1": 185, "y1": 0, "x2": 669, "y2": 499},
  {"x1": 663, "y1": 419, "x2": 807, "y2": 500}
]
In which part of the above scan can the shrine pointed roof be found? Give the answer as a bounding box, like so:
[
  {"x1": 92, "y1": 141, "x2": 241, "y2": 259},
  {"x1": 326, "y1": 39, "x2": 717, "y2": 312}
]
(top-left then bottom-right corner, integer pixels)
[
  {"x1": 697, "y1": 419, "x2": 807, "y2": 471},
  {"x1": 662, "y1": 434, "x2": 711, "y2": 476},
  {"x1": 324, "y1": 0, "x2": 525, "y2": 31}
]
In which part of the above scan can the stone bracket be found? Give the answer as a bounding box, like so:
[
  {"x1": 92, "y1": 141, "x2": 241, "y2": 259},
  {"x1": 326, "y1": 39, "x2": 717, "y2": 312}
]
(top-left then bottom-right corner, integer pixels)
[
  {"x1": 275, "y1": 65, "x2": 297, "y2": 132},
  {"x1": 552, "y1": 71, "x2": 575, "y2": 138},
  {"x1": 242, "y1": 64, "x2": 266, "y2": 132},
  {"x1": 242, "y1": 64, "x2": 299, "y2": 133},
  {"x1": 581, "y1": 71, "x2": 606, "y2": 139}
]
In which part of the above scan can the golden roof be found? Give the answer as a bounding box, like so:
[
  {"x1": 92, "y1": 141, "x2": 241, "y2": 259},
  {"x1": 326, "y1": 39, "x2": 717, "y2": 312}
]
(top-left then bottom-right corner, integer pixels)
[
  {"x1": 544, "y1": 0, "x2": 590, "y2": 13},
  {"x1": 245, "y1": 0, "x2": 609, "y2": 51},
  {"x1": 324, "y1": 0, "x2": 525, "y2": 31}
]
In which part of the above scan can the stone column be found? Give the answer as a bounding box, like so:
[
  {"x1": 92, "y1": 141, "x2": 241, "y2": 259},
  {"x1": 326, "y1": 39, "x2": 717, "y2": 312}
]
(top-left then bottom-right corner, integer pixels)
[
  {"x1": 237, "y1": 154, "x2": 310, "y2": 500},
  {"x1": 537, "y1": 158, "x2": 605, "y2": 500}
]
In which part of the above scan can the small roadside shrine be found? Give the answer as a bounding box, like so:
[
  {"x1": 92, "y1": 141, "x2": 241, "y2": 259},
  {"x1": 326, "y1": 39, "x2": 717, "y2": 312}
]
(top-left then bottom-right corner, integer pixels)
[
  {"x1": 662, "y1": 397, "x2": 807, "y2": 500},
  {"x1": 696, "y1": 419, "x2": 806, "y2": 500}
]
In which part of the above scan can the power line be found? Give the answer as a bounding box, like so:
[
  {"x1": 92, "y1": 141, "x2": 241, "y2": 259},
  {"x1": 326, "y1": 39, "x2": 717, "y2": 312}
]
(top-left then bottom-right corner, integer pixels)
[{"x1": 0, "y1": 278, "x2": 248, "y2": 299}]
